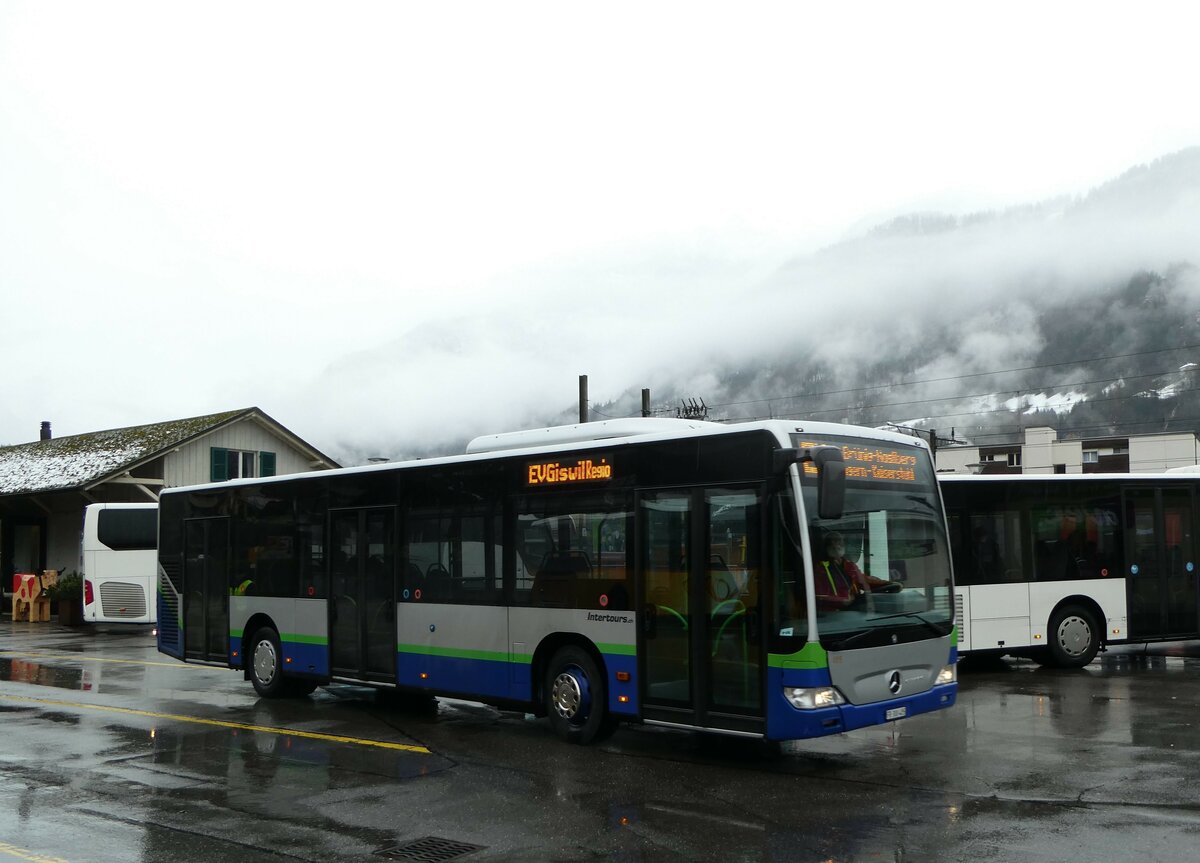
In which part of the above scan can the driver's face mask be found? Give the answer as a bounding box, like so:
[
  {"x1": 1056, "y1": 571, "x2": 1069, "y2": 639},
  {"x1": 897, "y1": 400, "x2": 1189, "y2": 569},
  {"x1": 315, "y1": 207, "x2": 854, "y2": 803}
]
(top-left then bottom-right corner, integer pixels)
[{"x1": 830, "y1": 544, "x2": 844, "y2": 557}]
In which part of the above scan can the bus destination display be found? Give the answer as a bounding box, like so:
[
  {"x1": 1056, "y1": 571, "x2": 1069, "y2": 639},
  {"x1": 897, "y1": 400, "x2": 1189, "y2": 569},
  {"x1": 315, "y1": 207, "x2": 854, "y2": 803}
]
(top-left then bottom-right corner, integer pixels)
[
  {"x1": 526, "y1": 455, "x2": 614, "y2": 486},
  {"x1": 799, "y1": 440, "x2": 919, "y2": 483}
]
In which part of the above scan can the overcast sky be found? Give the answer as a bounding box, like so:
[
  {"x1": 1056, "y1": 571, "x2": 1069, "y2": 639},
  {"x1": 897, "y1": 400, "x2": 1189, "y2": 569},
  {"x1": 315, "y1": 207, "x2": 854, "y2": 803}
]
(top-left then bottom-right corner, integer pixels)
[{"x1": 3, "y1": 2, "x2": 1200, "y2": 463}]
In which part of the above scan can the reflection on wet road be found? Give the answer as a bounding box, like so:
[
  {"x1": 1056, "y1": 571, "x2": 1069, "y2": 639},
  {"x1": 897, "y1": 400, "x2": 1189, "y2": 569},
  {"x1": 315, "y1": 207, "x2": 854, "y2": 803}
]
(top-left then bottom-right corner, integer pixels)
[{"x1": 3, "y1": 626, "x2": 1200, "y2": 861}]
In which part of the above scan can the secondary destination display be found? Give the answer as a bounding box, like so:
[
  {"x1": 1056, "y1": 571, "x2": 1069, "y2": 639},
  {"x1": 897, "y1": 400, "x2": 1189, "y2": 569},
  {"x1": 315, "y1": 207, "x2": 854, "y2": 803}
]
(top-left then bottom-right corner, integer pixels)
[
  {"x1": 798, "y1": 439, "x2": 920, "y2": 483},
  {"x1": 526, "y1": 455, "x2": 614, "y2": 486}
]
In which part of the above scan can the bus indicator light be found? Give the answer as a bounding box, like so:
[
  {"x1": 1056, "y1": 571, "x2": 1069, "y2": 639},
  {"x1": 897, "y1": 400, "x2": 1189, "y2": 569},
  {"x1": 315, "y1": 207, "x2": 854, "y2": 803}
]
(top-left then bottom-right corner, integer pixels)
[
  {"x1": 616, "y1": 671, "x2": 630, "y2": 682},
  {"x1": 419, "y1": 672, "x2": 429, "y2": 680},
  {"x1": 618, "y1": 695, "x2": 630, "y2": 704}
]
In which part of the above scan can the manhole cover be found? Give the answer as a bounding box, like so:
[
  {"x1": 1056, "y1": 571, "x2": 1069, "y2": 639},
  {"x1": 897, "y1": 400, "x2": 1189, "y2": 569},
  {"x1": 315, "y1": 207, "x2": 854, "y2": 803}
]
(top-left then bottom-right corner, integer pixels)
[{"x1": 376, "y1": 836, "x2": 487, "y2": 862}]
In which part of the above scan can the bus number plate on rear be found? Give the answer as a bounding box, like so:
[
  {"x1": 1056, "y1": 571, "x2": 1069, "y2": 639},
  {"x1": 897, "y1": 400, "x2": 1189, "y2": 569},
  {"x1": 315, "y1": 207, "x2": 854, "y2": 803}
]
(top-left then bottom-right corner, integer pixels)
[{"x1": 886, "y1": 706, "x2": 907, "y2": 721}]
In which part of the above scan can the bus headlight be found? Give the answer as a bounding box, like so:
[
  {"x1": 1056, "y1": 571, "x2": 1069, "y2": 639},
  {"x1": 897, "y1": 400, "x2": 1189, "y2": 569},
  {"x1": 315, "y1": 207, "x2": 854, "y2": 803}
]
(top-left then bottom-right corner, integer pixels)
[
  {"x1": 935, "y1": 664, "x2": 957, "y2": 685},
  {"x1": 784, "y1": 686, "x2": 846, "y2": 710}
]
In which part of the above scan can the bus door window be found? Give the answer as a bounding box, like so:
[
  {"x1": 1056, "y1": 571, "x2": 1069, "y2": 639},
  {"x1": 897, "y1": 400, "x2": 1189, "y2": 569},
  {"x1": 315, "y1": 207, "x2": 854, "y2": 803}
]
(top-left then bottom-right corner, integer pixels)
[
  {"x1": 706, "y1": 489, "x2": 761, "y2": 712},
  {"x1": 640, "y1": 493, "x2": 691, "y2": 705}
]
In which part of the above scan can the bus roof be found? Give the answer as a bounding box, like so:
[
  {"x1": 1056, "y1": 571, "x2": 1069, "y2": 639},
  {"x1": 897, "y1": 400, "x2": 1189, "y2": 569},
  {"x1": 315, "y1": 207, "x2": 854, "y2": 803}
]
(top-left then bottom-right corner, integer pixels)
[{"x1": 163, "y1": 418, "x2": 930, "y2": 497}]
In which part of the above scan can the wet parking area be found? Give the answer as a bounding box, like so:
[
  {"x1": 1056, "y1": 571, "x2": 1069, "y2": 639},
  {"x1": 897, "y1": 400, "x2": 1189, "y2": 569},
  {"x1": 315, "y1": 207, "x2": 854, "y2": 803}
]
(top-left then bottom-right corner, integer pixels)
[{"x1": 3, "y1": 621, "x2": 1200, "y2": 863}]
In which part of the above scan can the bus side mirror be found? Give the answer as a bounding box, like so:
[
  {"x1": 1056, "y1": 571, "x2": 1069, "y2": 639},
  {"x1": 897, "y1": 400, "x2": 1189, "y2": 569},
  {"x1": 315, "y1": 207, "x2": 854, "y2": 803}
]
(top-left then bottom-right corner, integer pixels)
[
  {"x1": 775, "y1": 446, "x2": 846, "y2": 520},
  {"x1": 811, "y1": 447, "x2": 845, "y2": 520}
]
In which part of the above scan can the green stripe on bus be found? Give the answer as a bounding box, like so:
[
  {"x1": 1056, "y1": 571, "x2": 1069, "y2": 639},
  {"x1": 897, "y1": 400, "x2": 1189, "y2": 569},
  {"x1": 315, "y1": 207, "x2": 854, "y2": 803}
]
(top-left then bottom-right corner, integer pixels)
[
  {"x1": 398, "y1": 644, "x2": 512, "y2": 663},
  {"x1": 951, "y1": 625, "x2": 958, "y2": 647},
  {"x1": 596, "y1": 642, "x2": 636, "y2": 656},
  {"x1": 767, "y1": 641, "x2": 828, "y2": 669},
  {"x1": 231, "y1": 629, "x2": 328, "y2": 647},
  {"x1": 397, "y1": 643, "x2": 636, "y2": 663}
]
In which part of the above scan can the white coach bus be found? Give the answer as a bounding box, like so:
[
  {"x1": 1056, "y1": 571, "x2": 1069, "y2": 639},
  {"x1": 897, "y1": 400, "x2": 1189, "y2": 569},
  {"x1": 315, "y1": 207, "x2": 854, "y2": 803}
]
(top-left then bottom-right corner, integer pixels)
[{"x1": 82, "y1": 502, "x2": 158, "y2": 624}]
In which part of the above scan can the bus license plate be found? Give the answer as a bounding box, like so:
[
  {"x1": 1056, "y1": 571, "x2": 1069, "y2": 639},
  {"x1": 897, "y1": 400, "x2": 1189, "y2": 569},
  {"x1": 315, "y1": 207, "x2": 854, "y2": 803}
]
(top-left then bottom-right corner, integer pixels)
[{"x1": 886, "y1": 706, "x2": 907, "y2": 721}]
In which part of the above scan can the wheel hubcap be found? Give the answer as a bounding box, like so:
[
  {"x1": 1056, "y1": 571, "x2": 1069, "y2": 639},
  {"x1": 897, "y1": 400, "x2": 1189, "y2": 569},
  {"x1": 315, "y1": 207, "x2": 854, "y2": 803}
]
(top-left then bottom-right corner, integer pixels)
[
  {"x1": 1057, "y1": 616, "x2": 1092, "y2": 657},
  {"x1": 551, "y1": 667, "x2": 590, "y2": 724},
  {"x1": 254, "y1": 639, "x2": 278, "y2": 685}
]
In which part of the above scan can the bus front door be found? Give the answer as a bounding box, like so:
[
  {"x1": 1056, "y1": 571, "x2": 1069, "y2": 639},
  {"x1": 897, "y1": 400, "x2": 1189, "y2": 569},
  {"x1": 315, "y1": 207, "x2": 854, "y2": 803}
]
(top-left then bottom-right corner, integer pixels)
[
  {"x1": 1124, "y1": 487, "x2": 1198, "y2": 638},
  {"x1": 329, "y1": 508, "x2": 397, "y2": 683},
  {"x1": 638, "y1": 488, "x2": 764, "y2": 735},
  {"x1": 183, "y1": 517, "x2": 229, "y2": 663}
]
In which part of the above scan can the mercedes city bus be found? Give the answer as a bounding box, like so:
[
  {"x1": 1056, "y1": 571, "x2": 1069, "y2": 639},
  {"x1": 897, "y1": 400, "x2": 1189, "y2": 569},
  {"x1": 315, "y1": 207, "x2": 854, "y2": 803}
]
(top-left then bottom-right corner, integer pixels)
[{"x1": 156, "y1": 418, "x2": 957, "y2": 743}]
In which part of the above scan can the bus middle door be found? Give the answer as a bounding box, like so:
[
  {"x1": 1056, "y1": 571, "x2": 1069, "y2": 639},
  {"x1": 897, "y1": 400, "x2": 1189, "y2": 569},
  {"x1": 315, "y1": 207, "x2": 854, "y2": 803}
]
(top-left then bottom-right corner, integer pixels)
[{"x1": 329, "y1": 507, "x2": 397, "y2": 683}]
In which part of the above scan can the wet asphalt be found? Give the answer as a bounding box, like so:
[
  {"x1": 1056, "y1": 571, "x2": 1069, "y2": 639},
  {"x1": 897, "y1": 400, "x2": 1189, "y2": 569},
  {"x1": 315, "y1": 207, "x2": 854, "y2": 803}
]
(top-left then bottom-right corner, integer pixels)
[{"x1": 2, "y1": 619, "x2": 1199, "y2": 863}]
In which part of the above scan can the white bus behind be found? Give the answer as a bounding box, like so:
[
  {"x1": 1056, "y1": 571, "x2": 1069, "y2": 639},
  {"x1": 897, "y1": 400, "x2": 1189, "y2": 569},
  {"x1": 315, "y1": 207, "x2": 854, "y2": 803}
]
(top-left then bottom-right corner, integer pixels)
[{"x1": 82, "y1": 503, "x2": 158, "y2": 624}]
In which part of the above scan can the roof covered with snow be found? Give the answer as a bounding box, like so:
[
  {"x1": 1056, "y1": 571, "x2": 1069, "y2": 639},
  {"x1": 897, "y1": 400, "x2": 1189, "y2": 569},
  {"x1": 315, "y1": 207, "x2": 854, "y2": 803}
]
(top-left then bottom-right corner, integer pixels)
[{"x1": 0, "y1": 409, "x2": 250, "y2": 496}]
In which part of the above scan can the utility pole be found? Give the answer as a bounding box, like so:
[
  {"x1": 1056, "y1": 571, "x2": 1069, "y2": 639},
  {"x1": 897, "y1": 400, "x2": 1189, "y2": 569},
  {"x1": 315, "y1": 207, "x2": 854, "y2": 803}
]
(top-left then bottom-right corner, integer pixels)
[
  {"x1": 579, "y1": 375, "x2": 588, "y2": 423},
  {"x1": 641, "y1": 389, "x2": 651, "y2": 417}
]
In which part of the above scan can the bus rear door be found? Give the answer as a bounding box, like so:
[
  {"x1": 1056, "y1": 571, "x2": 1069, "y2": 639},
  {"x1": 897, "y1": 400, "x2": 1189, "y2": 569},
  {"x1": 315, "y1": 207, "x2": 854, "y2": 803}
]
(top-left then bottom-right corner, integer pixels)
[{"x1": 1124, "y1": 485, "x2": 1199, "y2": 638}]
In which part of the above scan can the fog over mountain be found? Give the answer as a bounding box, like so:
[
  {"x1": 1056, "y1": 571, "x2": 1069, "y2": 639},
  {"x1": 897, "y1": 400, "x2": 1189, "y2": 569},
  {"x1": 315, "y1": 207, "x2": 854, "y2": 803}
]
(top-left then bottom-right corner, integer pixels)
[{"x1": 293, "y1": 148, "x2": 1200, "y2": 465}]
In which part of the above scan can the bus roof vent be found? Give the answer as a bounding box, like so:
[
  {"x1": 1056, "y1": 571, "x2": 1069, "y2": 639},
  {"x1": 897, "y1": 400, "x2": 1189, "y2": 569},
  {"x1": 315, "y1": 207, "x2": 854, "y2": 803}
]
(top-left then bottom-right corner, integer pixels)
[{"x1": 465, "y1": 417, "x2": 718, "y2": 454}]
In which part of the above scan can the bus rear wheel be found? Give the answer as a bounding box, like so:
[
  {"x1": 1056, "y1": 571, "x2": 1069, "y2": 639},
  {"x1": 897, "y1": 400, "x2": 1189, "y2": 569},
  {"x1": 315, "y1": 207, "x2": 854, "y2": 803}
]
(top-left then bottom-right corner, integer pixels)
[
  {"x1": 1048, "y1": 605, "x2": 1100, "y2": 668},
  {"x1": 544, "y1": 646, "x2": 617, "y2": 744},
  {"x1": 249, "y1": 627, "x2": 290, "y2": 698}
]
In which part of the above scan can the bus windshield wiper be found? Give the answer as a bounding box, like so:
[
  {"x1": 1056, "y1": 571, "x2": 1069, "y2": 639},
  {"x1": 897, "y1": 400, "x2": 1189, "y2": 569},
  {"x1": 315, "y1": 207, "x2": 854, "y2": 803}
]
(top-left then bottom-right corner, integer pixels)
[
  {"x1": 868, "y1": 610, "x2": 951, "y2": 636},
  {"x1": 828, "y1": 612, "x2": 950, "y2": 650}
]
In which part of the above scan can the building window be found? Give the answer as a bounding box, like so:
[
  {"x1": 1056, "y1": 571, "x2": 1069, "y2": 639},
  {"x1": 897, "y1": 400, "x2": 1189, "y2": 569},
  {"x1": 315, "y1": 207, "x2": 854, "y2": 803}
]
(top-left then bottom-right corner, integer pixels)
[
  {"x1": 1054, "y1": 464, "x2": 1067, "y2": 474},
  {"x1": 1083, "y1": 451, "x2": 1099, "y2": 464},
  {"x1": 1007, "y1": 452, "x2": 1022, "y2": 467},
  {"x1": 210, "y1": 447, "x2": 277, "y2": 481}
]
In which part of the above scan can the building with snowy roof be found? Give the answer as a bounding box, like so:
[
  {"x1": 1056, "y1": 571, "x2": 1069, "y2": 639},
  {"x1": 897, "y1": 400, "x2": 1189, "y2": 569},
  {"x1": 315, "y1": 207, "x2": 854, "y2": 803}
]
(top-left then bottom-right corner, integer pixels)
[{"x1": 1, "y1": 408, "x2": 339, "y2": 602}]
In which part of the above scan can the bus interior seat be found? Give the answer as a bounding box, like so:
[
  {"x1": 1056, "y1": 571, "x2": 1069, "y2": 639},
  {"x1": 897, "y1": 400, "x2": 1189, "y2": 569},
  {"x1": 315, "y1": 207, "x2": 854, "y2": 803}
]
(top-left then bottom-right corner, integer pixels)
[
  {"x1": 424, "y1": 563, "x2": 452, "y2": 601},
  {"x1": 531, "y1": 550, "x2": 591, "y2": 607}
]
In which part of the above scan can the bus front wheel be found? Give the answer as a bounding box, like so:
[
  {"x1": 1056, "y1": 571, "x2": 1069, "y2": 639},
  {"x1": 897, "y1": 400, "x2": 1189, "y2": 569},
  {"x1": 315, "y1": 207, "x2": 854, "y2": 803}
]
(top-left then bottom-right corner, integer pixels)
[
  {"x1": 1048, "y1": 605, "x2": 1100, "y2": 668},
  {"x1": 544, "y1": 646, "x2": 617, "y2": 744},
  {"x1": 249, "y1": 627, "x2": 290, "y2": 698}
]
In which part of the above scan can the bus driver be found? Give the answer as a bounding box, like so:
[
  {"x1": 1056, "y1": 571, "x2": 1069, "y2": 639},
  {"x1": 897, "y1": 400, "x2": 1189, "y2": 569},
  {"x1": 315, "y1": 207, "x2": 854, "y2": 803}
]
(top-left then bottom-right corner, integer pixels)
[{"x1": 816, "y1": 531, "x2": 899, "y2": 609}]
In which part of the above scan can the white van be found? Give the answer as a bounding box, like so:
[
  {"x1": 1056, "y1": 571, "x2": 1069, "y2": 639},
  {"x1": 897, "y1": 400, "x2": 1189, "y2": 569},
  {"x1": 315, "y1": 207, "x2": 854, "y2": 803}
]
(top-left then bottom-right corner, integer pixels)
[{"x1": 82, "y1": 503, "x2": 158, "y2": 624}]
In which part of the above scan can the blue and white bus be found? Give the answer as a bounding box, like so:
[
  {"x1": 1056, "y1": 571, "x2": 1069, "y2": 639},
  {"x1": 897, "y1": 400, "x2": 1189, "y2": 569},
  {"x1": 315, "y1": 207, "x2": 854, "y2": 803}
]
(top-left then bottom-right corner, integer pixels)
[{"x1": 156, "y1": 418, "x2": 957, "y2": 744}]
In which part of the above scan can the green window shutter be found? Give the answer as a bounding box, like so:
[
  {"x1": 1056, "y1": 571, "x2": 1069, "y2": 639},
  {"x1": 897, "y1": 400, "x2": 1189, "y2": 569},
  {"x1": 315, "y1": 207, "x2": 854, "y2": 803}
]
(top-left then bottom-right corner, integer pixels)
[
  {"x1": 210, "y1": 447, "x2": 229, "y2": 482},
  {"x1": 259, "y1": 451, "x2": 276, "y2": 477}
]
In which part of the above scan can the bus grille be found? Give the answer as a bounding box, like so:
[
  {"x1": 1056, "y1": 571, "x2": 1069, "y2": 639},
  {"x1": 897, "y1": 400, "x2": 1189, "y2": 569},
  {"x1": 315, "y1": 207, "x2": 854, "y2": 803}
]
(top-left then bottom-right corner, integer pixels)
[
  {"x1": 955, "y1": 592, "x2": 968, "y2": 645},
  {"x1": 159, "y1": 562, "x2": 181, "y2": 649},
  {"x1": 99, "y1": 582, "x2": 148, "y2": 618}
]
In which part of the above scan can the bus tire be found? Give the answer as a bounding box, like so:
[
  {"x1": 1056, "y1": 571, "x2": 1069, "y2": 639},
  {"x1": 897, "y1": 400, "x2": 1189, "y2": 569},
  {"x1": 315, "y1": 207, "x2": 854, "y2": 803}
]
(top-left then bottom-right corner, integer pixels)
[
  {"x1": 1048, "y1": 604, "x2": 1100, "y2": 668},
  {"x1": 544, "y1": 645, "x2": 617, "y2": 744},
  {"x1": 248, "y1": 627, "x2": 289, "y2": 698}
]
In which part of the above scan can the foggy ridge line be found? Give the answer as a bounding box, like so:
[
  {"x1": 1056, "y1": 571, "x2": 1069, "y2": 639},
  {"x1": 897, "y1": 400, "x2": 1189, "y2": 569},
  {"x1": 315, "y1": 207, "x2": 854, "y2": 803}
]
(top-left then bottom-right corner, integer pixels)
[
  {"x1": 778, "y1": 366, "x2": 1189, "y2": 419},
  {"x1": 702, "y1": 342, "x2": 1200, "y2": 411}
]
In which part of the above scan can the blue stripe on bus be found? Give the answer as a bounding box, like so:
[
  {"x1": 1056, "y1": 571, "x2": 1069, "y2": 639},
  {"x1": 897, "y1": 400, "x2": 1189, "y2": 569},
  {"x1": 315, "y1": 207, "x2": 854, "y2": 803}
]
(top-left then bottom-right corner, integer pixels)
[
  {"x1": 280, "y1": 639, "x2": 330, "y2": 677},
  {"x1": 766, "y1": 682, "x2": 958, "y2": 740}
]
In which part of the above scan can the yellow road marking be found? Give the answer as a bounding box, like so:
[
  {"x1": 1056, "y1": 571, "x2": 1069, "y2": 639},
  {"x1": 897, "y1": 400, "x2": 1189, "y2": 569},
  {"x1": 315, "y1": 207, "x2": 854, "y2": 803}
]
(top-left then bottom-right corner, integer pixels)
[
  {"x1": 0, "y1": 650, "x2": 200, "y2": 670},
  {"x1": 0, "y1": 841, "x2": 68, "y2": 863},
  {"x1": 0, "y1": 694, "x2": 430, "y2": 754}
]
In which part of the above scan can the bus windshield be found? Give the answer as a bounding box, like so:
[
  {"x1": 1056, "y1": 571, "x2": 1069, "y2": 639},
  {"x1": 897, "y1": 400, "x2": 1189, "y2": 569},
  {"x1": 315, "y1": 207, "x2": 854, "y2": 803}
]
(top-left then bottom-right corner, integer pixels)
[{"x1": 780, "y1": 435, "x2": 954, "y2": 650}]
